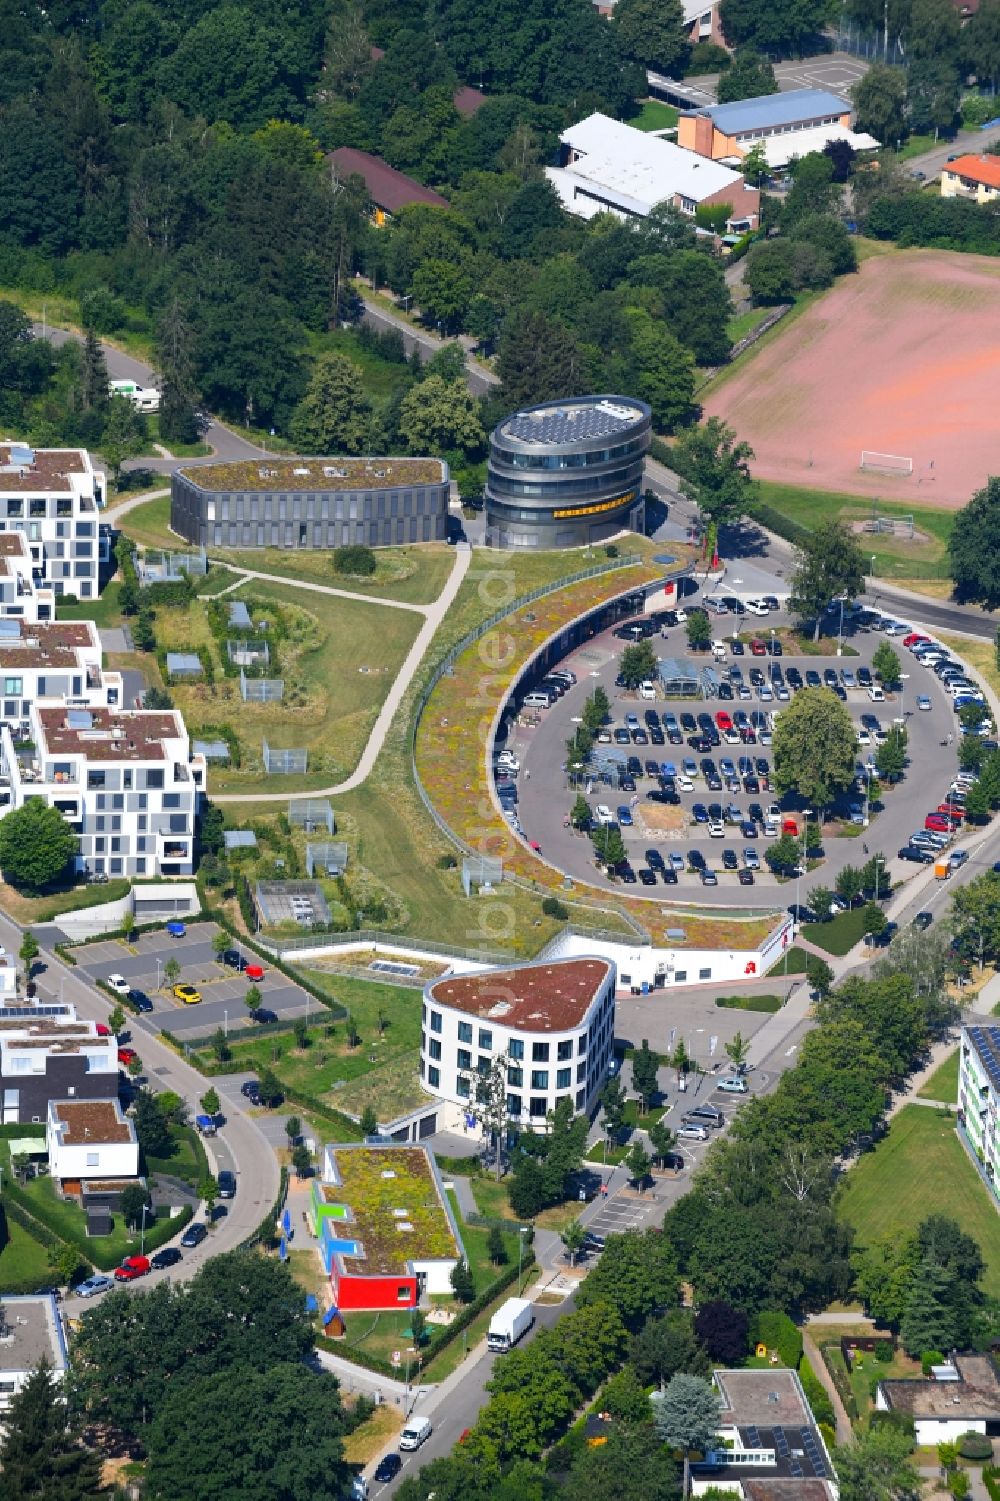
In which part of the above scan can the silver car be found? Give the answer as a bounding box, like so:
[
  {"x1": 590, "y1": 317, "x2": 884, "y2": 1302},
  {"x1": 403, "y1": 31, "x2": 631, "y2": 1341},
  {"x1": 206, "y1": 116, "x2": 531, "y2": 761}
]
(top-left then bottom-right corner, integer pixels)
[{"x1": 76, "y1": 1274, "x2": 115, "y2": 1298}]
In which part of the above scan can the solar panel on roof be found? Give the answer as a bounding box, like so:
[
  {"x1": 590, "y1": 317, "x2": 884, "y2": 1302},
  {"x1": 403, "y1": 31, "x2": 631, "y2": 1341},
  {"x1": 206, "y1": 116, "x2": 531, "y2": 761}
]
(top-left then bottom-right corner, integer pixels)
[
  {"x1": 66, "y1": 709, "x2": 92, "y2": 730},
  {"x1": 789, "y1": 1460, "x2": 803, "y2": 1477},
  {"x1": 505, "y1": 403, "x2": 636, "y2": 444},
  {"x1": 0, "y1": 620, "x2": 20, "y2": 638},
  {"x1": 746, "y1": 1426, "x2": 761, "y2": 1447}
]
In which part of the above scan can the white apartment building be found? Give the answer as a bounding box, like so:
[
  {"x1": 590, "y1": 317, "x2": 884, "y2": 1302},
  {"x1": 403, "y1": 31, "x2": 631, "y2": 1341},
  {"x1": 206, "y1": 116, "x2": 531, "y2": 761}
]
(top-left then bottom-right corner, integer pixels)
[
  {"x1": 420, "y1": 956, "x2": 616, "y2": 1133},
  {"x1": 0, "y1": 442, "x2": 109, "y2": 600},
  {"x1": 958, "y1": 1023, "x2": 1000, "y2": 1200},
  {"x1": 0, "y1": 620, "x2": 122, "y2": 742},
  {"x1": 0, "y1": 703, "x2": 206, "y2": 879},
  {"x1": 0, "y1": 532, "x2": 56, "y2": 624},
  {"x1": 0, "y1": 1296, "x2": 69, "y2": 1418},
  {"x1": 47, "y1": 1097, "x2": 139, "y2": 1183},
  {"x1": 1, "y1": 1001, "x2": 117, "y2": 1126}
]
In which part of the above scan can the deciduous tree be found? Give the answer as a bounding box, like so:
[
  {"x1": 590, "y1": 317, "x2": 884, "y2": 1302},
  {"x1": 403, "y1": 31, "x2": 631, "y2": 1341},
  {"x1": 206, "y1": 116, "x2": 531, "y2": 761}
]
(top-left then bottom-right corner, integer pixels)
[
  {"x1": 773, "y1": 687, "x2": 857, "y2": 810},
  {"x1": 398, "y1": 375, "x2": 484, "y2": 456},
  {"x1": 289, "y1": 352, "x2": 371, "y2": 454},
  {"x1": 675, "y1": 417, "x2": 755, "y2": 534},
  {"x1": 0, "y1": 801, "x2": 77, "y2": 891},
  {"x1": 949, "y1": 476, "x2": 1000, "y2": 607},
  {"x1": 716, "y1": 47, "x2": 778, "y2": 101},
  {"x1": 789, "y1": 519, "x2": 865, "y2": 639},
  {"x1": 614, "y1": 0, "x2": 688, "y2": 71}
]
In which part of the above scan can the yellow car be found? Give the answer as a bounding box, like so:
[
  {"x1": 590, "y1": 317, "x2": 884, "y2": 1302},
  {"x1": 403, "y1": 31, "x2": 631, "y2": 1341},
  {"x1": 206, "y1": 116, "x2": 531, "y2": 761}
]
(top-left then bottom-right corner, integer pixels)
[{"x1": 172, "y1": 983, "x2": 202, "y2": 1005}]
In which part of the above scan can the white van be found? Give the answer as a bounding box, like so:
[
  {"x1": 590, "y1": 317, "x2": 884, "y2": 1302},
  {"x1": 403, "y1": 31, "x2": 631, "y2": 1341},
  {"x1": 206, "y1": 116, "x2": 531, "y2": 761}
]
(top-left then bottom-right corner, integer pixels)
[
  {"x1": 868, "y1": 684, "x2": 885, "y2": 702},
  {"x1": 711, "y1": 641, "x2": 727, "y2": 660},
  {"x1": 595, "y1": 804, "x2": 614, "y2": 826},
  {"x1": 522, "y1": 692, "x2": 551, "y2": 710},
  {"x1": 399, "y1": 1416, "x2": 432, "y2": 1451},
  {"x1": 639, "y1": 680, "x2": 656, "y2": 700}
]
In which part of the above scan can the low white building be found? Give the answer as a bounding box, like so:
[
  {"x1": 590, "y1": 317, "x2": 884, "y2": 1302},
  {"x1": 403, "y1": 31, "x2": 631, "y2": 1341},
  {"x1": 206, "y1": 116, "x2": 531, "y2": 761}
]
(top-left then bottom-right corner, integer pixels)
[
  {"x1": 540, "y1": 915, "x2": 793, "y2": 992},
  {"x1": 686, "y1": 1368, "x2": 838, "y2": 1498},
  {"x1": 0, "y1": 443, "x2": 108, "y2": 601},
  {"x1": 47, "y1": 1098, "x2": 138, "y2": 1183},
  {"x1": 420, "y1": 956, "x2": 616, "y2": 1133},
  {"x1": 0, "y1": 702, "x2": 205, "y2": 879},
  {"x1": 546, "y1": 112, "x2": 760, "y2": 230},
  {"x1": 876, "y1": 1354, "x2": 1000, "y2": 1445},
  {"x1": 0, "y1": 1295, "x2": 69, "y2": 1417}
]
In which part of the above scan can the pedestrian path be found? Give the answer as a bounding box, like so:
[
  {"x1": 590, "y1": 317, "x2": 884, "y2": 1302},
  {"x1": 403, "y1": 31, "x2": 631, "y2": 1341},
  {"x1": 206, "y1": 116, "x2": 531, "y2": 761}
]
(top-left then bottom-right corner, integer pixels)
[{"x1": 802, "y1": 1329, "x2": 853, "y2": 1447}]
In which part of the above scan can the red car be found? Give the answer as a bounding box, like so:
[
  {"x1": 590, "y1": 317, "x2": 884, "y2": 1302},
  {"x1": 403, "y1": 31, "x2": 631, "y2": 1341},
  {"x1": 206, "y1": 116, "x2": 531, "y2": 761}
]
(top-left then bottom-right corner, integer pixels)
[
  {"x1": 95, "y1": 1023, "x2": 112, "y2": 1036},
  {"x1": 925, "y1": 813, "x2": 958, "y2": 832},
  {"x1": 115, "y1": 1255, "x2": 151, "y2": 1282},
  {"x1": 750, "y1": 639, "x2": 767, "y2": 656},
  {"x1": 117, "y1": 1047, "x2": 137, "y2": 1066},
  {"x1": 937, "y1": 803, "x2": 966, "y2": 821},
  {"x1": 244, "y1": 964, "x2": 265, "y2": 982},
  {"x1": 715, "y1": 710, "x2": 733, "y2": 731},
  {"x1": 904, "y1": 633, "x2": 930, "y2": 648}
]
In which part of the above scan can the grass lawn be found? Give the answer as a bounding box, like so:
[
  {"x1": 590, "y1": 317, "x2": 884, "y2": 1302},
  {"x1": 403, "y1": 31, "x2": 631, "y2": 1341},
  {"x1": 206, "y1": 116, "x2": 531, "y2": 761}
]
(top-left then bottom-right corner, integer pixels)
[
  {"x1": 806, "y1": 908, "x2": 873, "y2": 956},
  {"x1": 113, "y1": 493, "x2": 176, "y2": 550},
  {"x1": 631, "y1": 100, "x2": 679, "y2": 131},
  {"x1": 210, "y1": 543, "x2": 456, "y2": 606},
  {"x1": 343, "y1": 1403, "x2": 403, "y2": 1465},
  {"x1": 755, "y1": 479, "x2": 954, "y2": 583},
  {"x1": 57, "y1": 580, "x2": 124, "y2": 628},
  {"x1": 917, "y1": 1046, "x2": 960, "y2": 1103},
  {"x1": 306, "y1": 325, "x2": 415, "y2": 401},
  {"x1": 715, "y1": 992, "x2": 784, "y2": 1013},
  {"x1": 6, "y1": 1160, "x2": 169, "y2": 1268},
  {"x1": 467, "y1": 1172, "x2": 583, "y2": 1232},
  {"x1": 585, "y1": 1142, "x2": 631, "y2": 1165},
  {"x1": 0, "y1": 1211, "x2": 52, "y2": 1288},
  {"x1": 0, "y1": 875, "x2": 131, "y2": 925},
  {"x1": 144, "y1": 1124, "x2": 209, "y2": 1190},
  {"x1": 939, "y1": 632, "x2": 1000, "y2": 700},
  {"x1": 145, "y1": 414, "x2": 210, "y2": 459},
  {"x1": 0, "y1": 285, "x2": 155, "y2": 361},
  {"x1": 837, "y1": 1105, "x2": 1000, "y2": 1299},
  {"x1": 727, "y1": 307, "x2": 774, "y2": 344},
  {"x1": 767, "y1": 945, "x2": 810, "y2": 975}
]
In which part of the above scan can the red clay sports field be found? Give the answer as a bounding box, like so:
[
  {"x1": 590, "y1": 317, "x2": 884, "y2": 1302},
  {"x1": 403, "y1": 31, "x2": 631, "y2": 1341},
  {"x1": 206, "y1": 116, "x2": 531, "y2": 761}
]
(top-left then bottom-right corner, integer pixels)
[{"x1": 704, "y1": 247, "x2": 1000, "y2": 507}]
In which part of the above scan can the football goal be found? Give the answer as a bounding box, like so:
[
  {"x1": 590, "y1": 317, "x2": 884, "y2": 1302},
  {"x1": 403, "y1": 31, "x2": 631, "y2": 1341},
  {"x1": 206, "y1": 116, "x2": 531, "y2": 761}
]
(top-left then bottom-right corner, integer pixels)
[{"x1": 859, "y1": 450, "x2": 913, "y2": 477}]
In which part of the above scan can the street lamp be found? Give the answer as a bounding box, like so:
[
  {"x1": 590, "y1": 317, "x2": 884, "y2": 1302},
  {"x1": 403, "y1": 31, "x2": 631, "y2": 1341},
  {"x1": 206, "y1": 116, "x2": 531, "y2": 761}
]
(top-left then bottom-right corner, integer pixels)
[
  {"x1": 731, "y1": 578, "x2": 743, "y2": 641},
  {"x1": 155, "y1": 957, "x2": 162, "y2": 992},
  {"x1": 224, "y1": 1008, "x2": 228, "y2": 1038},
  {"x1": 836, "y1": 594, "x2": 846, "y2": 658},
  {"x1": 896, "y1": 672, "x2": 910, "y2": 724},
  {"x1": 870, "y1": 555, "x2": 877, "y2": 581},
  {"x1": 517, "y1": 1225, "x2": 529, "y2": 1291},
  {"x1": 140, "y1": 1202, "x2": 152, "y2": 1257}
]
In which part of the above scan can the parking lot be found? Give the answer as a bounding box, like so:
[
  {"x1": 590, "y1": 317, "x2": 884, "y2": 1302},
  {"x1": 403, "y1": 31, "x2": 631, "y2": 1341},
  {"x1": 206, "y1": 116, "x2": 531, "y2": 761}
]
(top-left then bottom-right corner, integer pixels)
[
  {"x1": 68, "y1": 921, "x2": 318, "y2": 1039},
  {"x1": 500, "y1": 592, "x2": 970, "y2": 907}
]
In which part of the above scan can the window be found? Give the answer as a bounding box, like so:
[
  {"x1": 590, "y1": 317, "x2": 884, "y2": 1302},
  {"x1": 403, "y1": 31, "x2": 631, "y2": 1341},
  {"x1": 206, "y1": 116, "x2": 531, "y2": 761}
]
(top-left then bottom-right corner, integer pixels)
[
  {"x1": 428, "y1": 1065, "x2": 440, "y2": 1087},
  {"x1": 456, "y1": 1076, "x2": 471, "y2": 1098},
  {"x1": 557, "y1": 1039, "x2": 573, "y2": 1061},
  {"x1": 429, "y1": 1010, "x2": 442, "y2": 1034},
  {"x1": 557, "y1": 1068, "x2": 571, "y2": 1089},
  {"x1": 675, "y1": 970, "x2": 687, "y2": 984},
  {"x1": 477, "y1": 1055, "x2": 491, "y2": 1076},
  {"x1": 508, "y1": 1038, "x2": 524, "y2": 1060},
  {"x1": 529, "y1": 1097, "x2": 547, "y2": 1117},
  {"x1": 532, "y1": 1042, "x2": 549, "y2": 1062},
  {"x1": 397, "y1": 1286, "x2": 411, "y2": 1302},
  {"x1": 578, "y1": 1037, "x2": 587, "y2": 1055},
  {"x1": 531, "y1": 1070, "x2": 549, "y2": 1089},
  {"x1": 576, "y1": 1088, "x2": 586, "y2": 1109},
  {"x1": 507, "y1": 1066, "x2": 523, "y2": 1087},
  {"x1": 457, "y1": 1048, "x2": 471, "y2": 1071},
  {"x1": 577, "y1": 1062, "x2": 587, "y2": 1083},
  {"x1": 85, "y1": 1151, "x2": 99, "y2": 1167},
  {"x1": 478, "y1": 1028, "x2": 493, "y2": 1051},
  {"x1": 699, "y1": 967, "x2": 712, "y2": 981},
  {"x1": 429, "y1": 1039, "x2": 441, "y2": 1061},
  {"x1": 3, "y1": 677, "x2": 21, "y2": 696},
  {"x1": 507, "y1": 1093, "x2": 522, "y2": 1116},
  {"x1": 457, "y1": 1021, "x2": 473, "y2": 1044}
]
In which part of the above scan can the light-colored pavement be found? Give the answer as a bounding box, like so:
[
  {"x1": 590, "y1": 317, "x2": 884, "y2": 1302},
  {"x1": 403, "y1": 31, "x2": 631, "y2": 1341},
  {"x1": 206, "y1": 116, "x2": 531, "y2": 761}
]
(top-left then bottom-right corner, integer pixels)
[
  {"x1": 213, "y1": 541, "x2": 472, "y2": 804},
  {"x1": 210, "y1": 564, "x2": 426, "y2": 616},
  {"x1": 802, "y1": 1327, "x2": 854, "y2": 1446}
]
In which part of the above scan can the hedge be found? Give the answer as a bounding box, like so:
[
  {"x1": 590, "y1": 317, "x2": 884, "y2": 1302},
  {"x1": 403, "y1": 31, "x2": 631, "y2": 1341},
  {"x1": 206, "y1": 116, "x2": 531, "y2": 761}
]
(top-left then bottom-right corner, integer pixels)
[
  {"x1": 753, "y1": 1310, "x2": 802, "y2": 1368},
  {"x1": 2, "y1": 1174, "x2": 192, "y2": 1272},
  {"x1": 316, "y1": 1250, "x2": 535, "y2": 1380},
  {"x1": 984, "y1": 1466, "x2": 1000, "y2": 1501},
  {"x1": 753, "y1": 503, "x2": 812, "y2": 548},
  {"x1": 960, "y1": 1433, "x2": 993, "y2": 1461},
  {"x1": 237, "y1": 1165, "x2": 288, "y2": 1253}
]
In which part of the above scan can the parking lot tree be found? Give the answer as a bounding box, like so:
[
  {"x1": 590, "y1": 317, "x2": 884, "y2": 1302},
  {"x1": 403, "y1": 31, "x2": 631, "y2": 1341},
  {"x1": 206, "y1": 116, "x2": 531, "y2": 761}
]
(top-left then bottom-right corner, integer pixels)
[
  {"x1": 964, "y1": 778, "x2": 992, "y2": 823},
  {"x1": 619, "y1": 639, "x2": 659, "y2": 688},
  {"x1": 561, "y1": 1218, "x2": 587, "y2": 1267},
  {"x1": 244, "y1": 984, "x2": 263, "y2": 1018},
  {"x1": 647, "y1": 1117, "x2": 677, "y2": 1166},
  {"x1": 292, "y1": 1143, "x2": 312, "y2": 1178},
  {"x1": 804, "y1": 820, "x2": 822, "y2": 855},
  {"x1": 959, "y1": 734, "x2": 987, "y2": 773},
  {"x1": 789, "y1": 519, "x2": 865, "y2": 640},
  {"x1": 875, "y1": 726, "x2": 908, "y2": 783},
  {"x1": 835, "y1": 863, "x2": 865, "y2": 907},
  {"x1": 716, "y1": 46, "x2": 778, "y2": 102},
  {"x1": 626, "y1": 1141, "x2": 652, "y2": 1192},
  {"x1": 199, "y1": 1088, "x2": 220, "y2": 1119},
  {"x1": 686, "y1": 610, "x2": 712, "y2": 652},
  {"x1": 951, "y1": 872, "x2": 1000, "y2": 970},
  {"x1": 805, "y1": 953, "x2": 835, "y2": 998},
  {"x1": 162, "y1": 957, "x2": 180, "y2": 989},
  {"x1": 211, "y1": 930, "x2": 229, "y2": 960},
  {"x1": 1, "y1": 1360, "x2": 103, "y2": 1501},
  {"x1": 0, "y1": 800, "x2": 77, "y2": 892},
  {"x1": 861, "y1": 852, "x2": 890, "y2": 900},
  {"x1": 566, "y1": 724, "x2": 594, "y2": 770},
  {"x1": 773, "y1": 686, "x2": 857, "y2": 811},
  {"x1": 600, "y1": 1075, "x2": 628, "y2": 1148},
  {"x1": 255, "y1": 1068, "x2": 283, "y2": 1107},
  {"x1": 18, "y1": 929, "x2": 39, "y2": 978},
  {"x1": 694, "y1": 1299, "x2": 750, "y2": 1364},
  {"x1": 571, "y1": 794, "x2": 592, "y2": 831},
  {"x1": 724, "y1": 1031, "x2": 750, "y2": 1070},
  {"x1": 284, "y1": 1115, "x2": 301, "y2": 1146},
  {"x1": 872, "y1": 641, "x2": 902, "y2": 688},
  {"x1": 631, "y1": 1039, "x2": 660, "y2": 1112},
  {"x1": 654, "y1": 1372, "x2": 722, "y2": 1498},
  {"x1": 107, "y1": 1003, "x2": 126, "y2": 1037},
  {"x1": 671, "y1": 1038, "x2": 690, "y2": 1087},
  {"x1": 862, "y1": 902, "x2": 889, "y2": 943},
  {"x1": 593, "y1": 824, "x2": 628, "y2": 868},
  {"x1": 764, "y1": 832, "x2": 801, "y2": 876}
]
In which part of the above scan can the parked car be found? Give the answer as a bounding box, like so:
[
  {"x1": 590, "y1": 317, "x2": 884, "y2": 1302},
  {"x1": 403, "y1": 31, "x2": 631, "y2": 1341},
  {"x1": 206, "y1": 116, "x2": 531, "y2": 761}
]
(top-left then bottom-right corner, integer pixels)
[
  {"x1": 117, "y1": 1047, "x2": 137, "y2": 1066},
  {"x1": 151, "y1": 1246, "x2": 183, "y2": 1270},
  {"x1": 172, "y1": 983, "x2": 202, "y2": 1005},
  {"x1": 128, "y1": 989, "x2": 153, "y2": 1013},
  {"x1": 115, "y1": 1255, "x2": 151, "y2": 1282},
  {"x1": 166, "y1": 921, "x2": 186, "y2": 937},
  {"x1": 241, "y1": 1079, "x2": 262, "y2": 1103},
  {"x1": 107, "y1": 974, "x2": 130, "y2": 995},
  {"x1": 217, "y1": 1170, "x2": 236, "y2": 1199},
  {"x1": 75, "y1": 1274, "x2": 115, "y2": 1298},
  {"x1": 374, "y1": 1456, "x2": 402, "y2": 1484},
  {"x1": 717, "y1": 1077, "x2": 749, "y2": 1094},
  {"x1": 914, "y1": 912, "x2": 934, "y2": 930},
  {"x1": 180, "y1": 1223, "x2": 208, "y2": 1249}
]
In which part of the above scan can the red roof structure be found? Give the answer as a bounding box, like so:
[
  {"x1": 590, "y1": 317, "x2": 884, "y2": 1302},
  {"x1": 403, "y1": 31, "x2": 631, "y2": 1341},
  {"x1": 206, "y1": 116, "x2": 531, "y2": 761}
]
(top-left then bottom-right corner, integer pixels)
[
  {"x1": 945, "y1": 153, "x2": 1000, "y2": 189},
  {"x1": 328, "y1": 148, "x2": 448, "y2": 215}
]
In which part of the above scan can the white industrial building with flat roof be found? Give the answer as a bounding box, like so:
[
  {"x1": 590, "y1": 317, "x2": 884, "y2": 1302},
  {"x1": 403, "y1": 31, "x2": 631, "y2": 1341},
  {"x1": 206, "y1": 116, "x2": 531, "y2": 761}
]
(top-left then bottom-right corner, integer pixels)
[{"x1": 547, "y1": 113, "x2": 760, "y2": 230}]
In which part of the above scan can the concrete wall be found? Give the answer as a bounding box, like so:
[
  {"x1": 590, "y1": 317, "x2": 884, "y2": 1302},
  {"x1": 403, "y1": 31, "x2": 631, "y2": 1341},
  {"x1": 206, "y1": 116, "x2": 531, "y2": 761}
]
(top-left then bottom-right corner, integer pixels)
[{"x1": 58, "y1": 881, "x2": 200, "y2": 941}]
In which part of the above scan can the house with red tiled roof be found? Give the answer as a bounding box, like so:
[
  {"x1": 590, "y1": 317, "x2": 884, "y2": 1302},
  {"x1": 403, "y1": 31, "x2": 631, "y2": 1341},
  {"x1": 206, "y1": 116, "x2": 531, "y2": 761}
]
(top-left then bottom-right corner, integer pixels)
[
  {"x1": 328, "y1": 147, "x2": 448, "y2": 226},
  {"x1": 419, "y1": 957, "x2": 616, "y2": 1134},
  {"x1": 941, "y1": 153, "x2": 1000, "y2": 204}
]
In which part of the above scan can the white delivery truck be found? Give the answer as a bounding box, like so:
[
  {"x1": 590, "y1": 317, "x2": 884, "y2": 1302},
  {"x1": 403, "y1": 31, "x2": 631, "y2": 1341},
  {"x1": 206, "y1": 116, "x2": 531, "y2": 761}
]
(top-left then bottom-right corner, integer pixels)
[
  {"x1": 398, "y1": 1415, "x2": 432, "y2": 1451},
  {"x1": 109, "y1": 378, "x2": 161, "y2": 414},
  {"x1": 487, "y1": 1296, "x2": 535, "y2": 1354}
]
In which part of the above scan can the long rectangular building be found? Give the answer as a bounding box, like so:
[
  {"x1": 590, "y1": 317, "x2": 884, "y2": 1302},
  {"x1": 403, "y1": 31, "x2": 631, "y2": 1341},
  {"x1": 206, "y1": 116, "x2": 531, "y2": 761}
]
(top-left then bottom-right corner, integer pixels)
[{"x1": 171, "y1": 457, "x2": 451, "y2": 550}]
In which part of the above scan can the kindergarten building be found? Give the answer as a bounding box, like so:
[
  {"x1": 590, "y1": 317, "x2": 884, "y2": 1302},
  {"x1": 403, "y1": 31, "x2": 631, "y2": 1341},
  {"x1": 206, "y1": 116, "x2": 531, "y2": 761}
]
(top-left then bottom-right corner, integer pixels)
[{"x1": 310, "y1": 1143, "x2": 463, "y2": 1312}]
